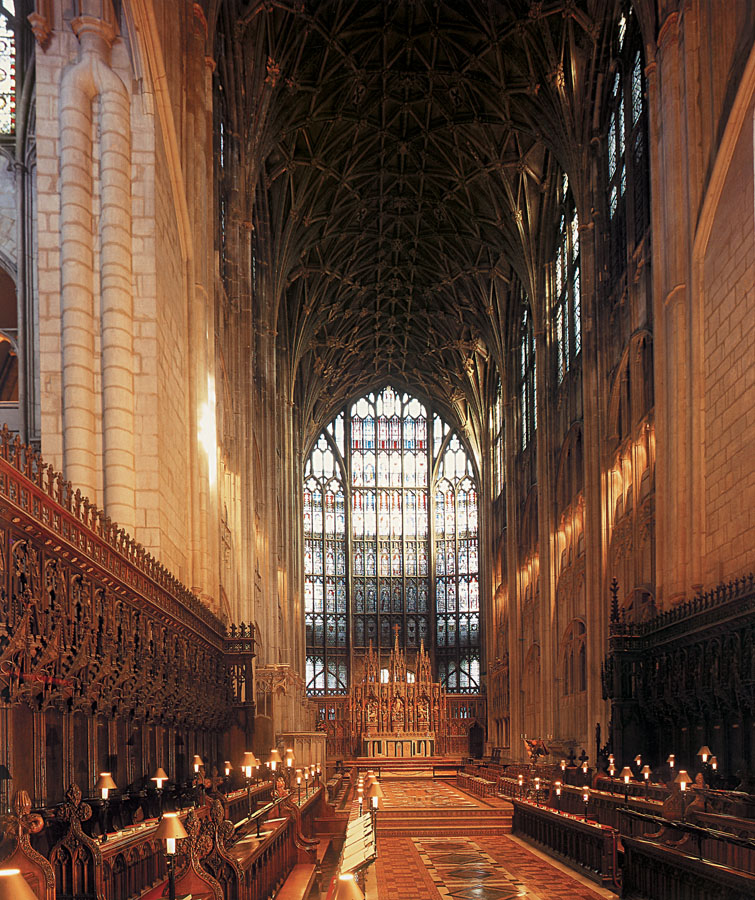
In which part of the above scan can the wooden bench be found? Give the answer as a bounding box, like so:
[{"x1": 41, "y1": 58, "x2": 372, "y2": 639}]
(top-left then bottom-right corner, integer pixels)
[{"x1": 275, "y1": 862, "x2": 317, "y2": 899}]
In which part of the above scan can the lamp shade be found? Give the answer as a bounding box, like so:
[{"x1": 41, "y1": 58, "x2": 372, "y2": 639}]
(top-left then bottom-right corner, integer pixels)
[
  {"x1": 0, "y1": 869, "x2": 38, "y2": 900},
  {"x1": 155, "y1": 813, "x2": 188, "y2": 842},
  {"x1": 620, "y1": 767, "x2": 633, "y2": 782},
  {"x1": 155, "y1": 812, "x2": 188, "y2": 855},
  {"x1": 674, "y1": 770, "x2": 692, "y2": 790},
  {"x1": 334, "y1": 872, "x2": 365, "y2": 900},
  {"x1": 151, "y1": 767, "x2": 168, "y2": 783},
  {"x1": 192, "y1": 755, "x2": 204, "y2": 770},
  {"x1": 641, "y1": 765, "x2": 651, "y2": 779},
  {"x1": 666, "y1": 754, "x2": 675, "y2": 765},
  {"x1": 366, "y1": 782, "x2": 384, "y2": 801},
  {"x1": 697, "y1": 745, "x2": 711, "y2": 762},
  {"x1": 268, "y1": 748, "x2": 283, "y2": 766},
  {"x1": 241, "y1": 751, "x2": 259, "y2": 769},
  {"x1": 710, "y1": 756, "x2": 718, "y2": 770},
  {"x1": 95, "y1": 772, "x2": 117, "y2": 794}
]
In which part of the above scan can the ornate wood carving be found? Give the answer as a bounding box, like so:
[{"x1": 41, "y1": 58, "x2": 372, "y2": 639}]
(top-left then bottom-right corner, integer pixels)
[
  {"x1": 603, "y1": 574, "x2": 755, "y2": 773},
  {"x1": 0, "y1": 790, "x2": 55, "y2": 899},
  {"x1": 0, "y1": 429, "x2": 254, "y2": 731},
  {"x1": 48, "y1": 784, "x2": 103, "y2": 900}
]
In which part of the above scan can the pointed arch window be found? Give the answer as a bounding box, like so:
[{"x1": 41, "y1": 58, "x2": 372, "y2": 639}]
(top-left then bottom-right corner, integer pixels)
[
  {"x1": 492, "y1": 378, "x2": 504, "y2": 498},
  {"x1": 303, "y1": 387, "x2": 480, "y2": 696},
  {"x1": 304, "y1": 428, "x2": 348, "y2": 695},
  {"x1": 0, "y1": 2, "x2": 15, "y2": 136},
  {"x1": 554, "y1": 175, "x2": 581, "y2": 383},
  {"x1": 435, "y1": 433, "x2": 480, "y2": 692},
  {"x1": 607, "y1": 4, "x2": 650, "y2": 280},
  {"x1": 520, "y1": 305, "x2": 537, "y2": 451}
]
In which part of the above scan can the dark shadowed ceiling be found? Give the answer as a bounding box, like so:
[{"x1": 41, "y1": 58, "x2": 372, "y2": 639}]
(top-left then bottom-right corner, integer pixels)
[{"x1": 211, "y1": 0, "x2": 629, "y2": 445}]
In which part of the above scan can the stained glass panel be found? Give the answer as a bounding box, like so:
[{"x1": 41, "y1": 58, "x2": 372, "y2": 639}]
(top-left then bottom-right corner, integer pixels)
[
  {"x1": 0, "y1": 3, "x2": 14, "y2": 137},
  {"x1": 305, "y1": 388, "x2": 479, "y2": 695}
]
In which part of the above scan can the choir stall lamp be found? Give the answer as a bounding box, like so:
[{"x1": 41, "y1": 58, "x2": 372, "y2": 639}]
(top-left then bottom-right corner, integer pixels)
[
  {"x1": 666, "y1": 753, "x2": 676, "y2": 780},
  {"x1": 193, "y1": 755, "x2": 203, "y2": 774},
  {"x1": 534, "y1": 776, "x2": 541, "y2": 806},
  {"x1": 582, "y1": 786, "x2": 590, "y2": 821},
  {"x1": 304, "y1": 768, "x2": 310, "y2": 797},
  {"x1": 581, "y1": 760, "x2": 589, "y2": 779},
  {"x1": 620, "y1": 766, "x2": 633, "y2": 805},
  {"x1": 697, "y1": 746, "x2": 711, "y2": 765},
  {"x1": 224, "y1": 761, "x2": 232, "y2": 778},
  {"x1": 334, "y1": 872, "x2": 365, "y2": 900},
  {"x1": 366, "y1": 780, "x2": 384, "y2": 827},
  {"x1": 608, "y1": 762, "x2": 616, "y2": 794},
  {"x1": 296, "y1": 769, "x2": 303, "y2": 803},
  {"x1": 0, "y1": 869, "x2": 38, "y2": 900},
  {"x1": 554, "y1": 780, "x2": 562, "y2": 812},
  {"x1": 151, "y1": 767, "x2": 169, "y2": 815},
  {"x1": 674, "y1": 770, "x2": 691, "y2": 821},
  {"x1": 285, "y1": 748, "x2": 295, "y2": 769},
  {"x1": 641, "y1": 765, "x2": 652, "y2": 799},
  {"x1": 517, "y1": 773, "x2": 524, "y2": 799},
  {"x1": 241, "y1": 752, "x2": 260, "y2": 834},
  {"x1": 634, "y1": 754, "x2": 642, "y2": 769},
  {"x1": 155, "y1": 812, "x2": 188, "y2": 900},
  {"x1": 95, "y1": 772, "x2": 117, "y2": 843}
]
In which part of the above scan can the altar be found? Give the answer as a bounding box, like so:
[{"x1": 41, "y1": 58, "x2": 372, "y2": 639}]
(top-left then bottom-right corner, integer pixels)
[{"x1": 347, "y1": 630, "x2": 448, "y2": 758}]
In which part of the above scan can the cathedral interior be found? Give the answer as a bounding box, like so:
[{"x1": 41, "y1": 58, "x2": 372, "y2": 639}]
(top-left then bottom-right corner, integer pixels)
[{"x1": 0, "y1": 1, "x2": 753, "y2": 898}]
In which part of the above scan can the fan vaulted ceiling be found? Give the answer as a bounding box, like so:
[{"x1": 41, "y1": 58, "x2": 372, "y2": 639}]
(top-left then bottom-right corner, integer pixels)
[{"x1": 212, "y1": 0, "x2": 621, "y2": 442}]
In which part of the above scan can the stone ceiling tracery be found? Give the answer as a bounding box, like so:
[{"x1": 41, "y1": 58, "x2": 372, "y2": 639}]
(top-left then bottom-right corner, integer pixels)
[{"x1": 211, "y1": 0, "x2": 621, "y2": 445}]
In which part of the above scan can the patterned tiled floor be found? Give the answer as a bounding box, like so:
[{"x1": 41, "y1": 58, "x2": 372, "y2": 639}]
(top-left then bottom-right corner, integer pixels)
[
  {"x1": 378, "y1": 778, "x2": 484, "y2": 809},
  {"x1": 374, "y1": 835, "x2": 610, "y2": 900}
]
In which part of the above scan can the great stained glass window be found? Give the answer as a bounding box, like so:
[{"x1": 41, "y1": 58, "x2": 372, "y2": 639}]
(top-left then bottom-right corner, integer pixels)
[
  {"x1": 304, "y1": 387, "x2": 480, "y2": 696},
  {"x1": 0, "y1": 3, "x2": 15, "y2": 136}
]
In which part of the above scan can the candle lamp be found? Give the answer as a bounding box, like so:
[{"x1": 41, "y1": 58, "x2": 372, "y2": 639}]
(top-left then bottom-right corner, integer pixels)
[
  {"x1": 554, "y1": 780, "x2": 562, "y2": 812},
  {"x1": 296, "y1": 769, "x2": 303, "y2": 802},
  {"x1": 0, "y1": 868, "x2": 38, "y2": 900},
  {"x1": 241, "y1": 751, "x2": 260, "y2": 835},
  {"x1": 582, "y1": 786, "x2": 590, "y2": 821},
  {"x1": 634, "y1": 754, "x2": 642, "y2": 768},
  {"x1": 710, "y1": 756, "x2": 718, "y2": 772},
  {"x1": 192, "y1": 755, "x2": 203, "y2": 775},
  {"x1": 224, "y1": 761, "x2": 232, "y2": 778},
  {"x1": 94, "y1": 772, "x2": 117, "y2": 843},
  {"x1": 366, "y1": 780, "x2": 383, "y2": 834},
  {"x1": 151, "y1": 767, "x2": 168, "y2": 815},
  {"x1": 608, "y1": 763, "x2": 616, "y2": 794},
  {"x1": 155, "y1": 813, "x2": 188, "y2": 900},
  {"x1": 285, "y1": 748, "x2": 294, "y2": 769},
  {"x1": 268, "y1": 748, "x2": 282, "y2": 774},
  {"x1": 534, "y1": 776, "x2": 540, "y2": 805},
  {"x1": 666, "y1": 754, "x2": 675, "y2": 780},
  {"x1": 675, "y1": 769, "x2": 691, "y2": 821},
  {"x1": 620, "y1": 766, "x2": 633, "y2": 805},
  {"x1": 697, "y1": 746, "x2": 711, "y2": 765},
  {"x1": 517, "y1": 773, "x2": 524, "y2": 799},
  {"x1": 581, "y1": 760, "x2": 589, "y2": 779},
  {"x1": 641, "y1": 765, "x2": 651, "y2": 798},
  {"x1": 304, "y1": 769, "x2": 310, "y2": 797}
]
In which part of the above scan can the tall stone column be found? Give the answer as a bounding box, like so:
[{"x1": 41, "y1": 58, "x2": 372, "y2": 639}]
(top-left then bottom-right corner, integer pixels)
[{"x1": 647, "y1": 11, "x2": 698, "y2": 605}]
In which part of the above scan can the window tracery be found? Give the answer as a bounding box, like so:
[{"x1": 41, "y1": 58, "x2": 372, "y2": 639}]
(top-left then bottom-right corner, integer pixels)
[
  {"x1": 606, "y1": 4, "x2": 649, "y2": 280},
  {"x1": 554, "y1": 175, "x2": 581, "y2": 383},
  {"x1": 519, "y1": 305, "x2": 536, "y2": 451},
  {"x1": 304, "y1": 386, "x2": 479, "y2": 695},
  {"x1": 0, "y1": 2, "x2": 14, "y2": 137}
]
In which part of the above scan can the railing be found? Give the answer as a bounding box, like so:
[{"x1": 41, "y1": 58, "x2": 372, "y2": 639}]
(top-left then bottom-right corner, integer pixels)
[
  {"x1": 511, "y1": 800, "x2": 618, "y2": 887},
  {"x1": 622, "y1": 833, "x2": 755, "y2": 900}
]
